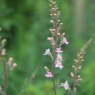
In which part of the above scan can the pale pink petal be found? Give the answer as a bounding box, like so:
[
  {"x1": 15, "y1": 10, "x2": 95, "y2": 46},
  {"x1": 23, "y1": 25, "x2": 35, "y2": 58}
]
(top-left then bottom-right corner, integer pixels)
[
  {"x1": 57, "y1": 54, "x2": 63, "y2": 61},
  {"x1": 63, "y1": 38, "x2": 69, "y2": 45},
  {"x1": 60, "y1": 81, "x2": 70, "y2": 90},
  {"x1": 45, "y1": 71, "x2": 53, "y2": 78},
  {"x1": 55, "y1": 61, "x2": 63, "y2": 69},
  {"x1": 56, "y1": 48, "x2": 63, "y2": 53}
]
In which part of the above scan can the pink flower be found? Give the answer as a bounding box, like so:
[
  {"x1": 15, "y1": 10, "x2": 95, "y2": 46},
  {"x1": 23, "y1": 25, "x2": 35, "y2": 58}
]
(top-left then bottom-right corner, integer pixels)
[
  {"x1": 45, "y1": 71, "x2": 53, "y2": 78},
  {"x1": 57, "y1": 54, "x2": 63, "y2": 61},
  {"x1": 56, "y1": 48, "x2": 63, "y2": 53},
  {"x1": 62, "y1": 38, "x2": 69, "y2": 45},
  {"x1": 60, "y1": 81, "x2": 70, "y2": 90},
  {"x1": 55, "y1": 60, "x2": 63, "y2": 69}
]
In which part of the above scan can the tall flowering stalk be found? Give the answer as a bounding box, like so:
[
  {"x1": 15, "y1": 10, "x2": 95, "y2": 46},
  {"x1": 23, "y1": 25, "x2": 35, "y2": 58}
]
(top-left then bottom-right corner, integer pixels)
[
  {"x1": 70, "y1": 39, "x2": 92, "y2": 95},
  {"x1": 0, "y1": 38, "x2": 7, "y2": 95},
  {"x1": 44, "y1": 0, "x2": 69, "y2": 95},
  {"x1": 0, "y1": 28, "x2": 17, "y2": 95}
]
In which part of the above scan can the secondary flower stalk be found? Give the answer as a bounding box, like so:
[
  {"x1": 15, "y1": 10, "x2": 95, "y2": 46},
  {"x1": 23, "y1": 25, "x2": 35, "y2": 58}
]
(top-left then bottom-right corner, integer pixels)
[
  {"x1": 70, "y1": 39, "x2": 92, "y2": 95},
  {"x1": 0, "y1": 35, "x2": 17, "y2": 95}
]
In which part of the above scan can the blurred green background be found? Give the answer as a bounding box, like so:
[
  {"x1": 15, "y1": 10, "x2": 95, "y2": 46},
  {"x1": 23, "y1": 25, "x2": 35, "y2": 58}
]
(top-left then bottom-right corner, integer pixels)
[{"x1": 0, "y1": 0, "x2": 95, "y2": 95}]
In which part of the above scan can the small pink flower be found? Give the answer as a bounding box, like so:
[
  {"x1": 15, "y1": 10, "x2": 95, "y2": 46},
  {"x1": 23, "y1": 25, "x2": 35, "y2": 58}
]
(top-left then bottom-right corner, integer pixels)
[
  {"x1": 56, "y1": 48, "x2": 63, "y2": 53},
  {"x1": 57, "y1": 54, "x2": 63, "y2": 61},
  {"x1": 55, "y1": 60, "x2": 63, "y2": 69},
  {"x1": 45, "y1": 71, "x2": 53, "y2": 78},
  {"x1": 60, "y1": 81, "x2": 70, "y2": 90},
  {"x1": 62, "y1": 38, "x2": 69, "y2": 45}
]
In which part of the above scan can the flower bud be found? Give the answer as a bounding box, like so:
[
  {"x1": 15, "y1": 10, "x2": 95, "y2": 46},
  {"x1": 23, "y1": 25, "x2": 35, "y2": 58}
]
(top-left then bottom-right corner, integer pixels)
[
  {"x1": 78, "y1": 66, "x2": 81, "y2": 70},
  {"x1": 70, "y1": 72, "x2": 74, "y2": 78},
  {"x1": 58, "y1": 20, "x2": 60, "y2": 22},
  {"x1": 7, "y1": 57, "x2": 13, "y2": 66},
  {"x1": 1, "y1": 49, "x2": 6, "y2": 56},
  {"x1": 1, "y1": 39, "x2": 7, "y2": 47},
  {"x1": 44, "y1": 66, "x2": 49, "y2": 72},
  {"x1": 10, "y1": 63, "x2": 17, "y2": 71},
  {"x1": 50, "y1": 14, "x2": 52, "y2": 16},
  {"x1": 54, "y1": 13, "x2": 57, "y2": 16},
  {"x1": 12, "y1": 63, "x2": 17, "y2": 68},
  {"x1": 52, "y1": 8, "x2": 55, "y2": 10},
  {"x1": 72, "y1": 65, "x2": 75, "y2": 68},
  {"x1": 60, "y1": 23, "x2": 63, "y2": 26},
  {"x1": 60, "y1": 33, "x2": 65, "y2": 38},
  {"x1": 50, "y1": 20, "x2": 54, "y2": 23}
]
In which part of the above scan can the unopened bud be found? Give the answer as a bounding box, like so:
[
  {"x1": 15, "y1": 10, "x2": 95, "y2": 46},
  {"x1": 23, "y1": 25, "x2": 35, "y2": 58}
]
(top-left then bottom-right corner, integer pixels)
[
  {"x1": 1, "y1": 39, "x2": 7, "y2": 47},
  {"x1": 10, "y1": 63, "x2": 17, "y2": 71},
  {"x1": 60, "y1": 33, "x2": 65, "y2": 38},
  {"x1": 54, "y1": 13, "x2": 57, "y2": 16},
  {"x1": 1, "y1": 49, "x2": 6, "y2": 56},
  {"x1": 50, "y1": 20, "x2": 54, "y2": 23},
  {"x1": 57, "y1": 33, "x2": 60, "y2": 36},
  {"x1": 7, "y1": 57, "x2": 13, "y2": 66},
  {"x1": 50, "y1": 14, "x2": 52, "y2": 16},
  {"x1": 77, "y1": 75, "x2": 81, "y2": 78},
  {"x1": 44, "y1": 66, "x2": 49, "y2": 72},
  {"x1": 72, "y1": 65, "x2": 75, "y2": 68},
  {"x1": 49, "y1": 28, "x2": 53, "y2": 32},
  {"x1": 78, "y1": 66, "x2": 81, "y2": 70},
  {"x1": 12, "y1": 63, "x2": 17, "y2": 68},
  {"x1": 58, "y1": 20, "x2": 60, "y2": 22},
  {"x1": 70, "y1": 72, "x2": 74, "y2": 77},
  {"x1": 74, "y1": 59, "x2": 79, "y2": 63},
  {"x1": 47, "y1": 37, "x2": 53, "y2": 41},
  {"x1": 52, "y1": 29, "x2": 55, "y2": 32},
  {"x1": 52, "y1": 1, "x2": 56, "y2": 4},
  {"x1": 52, "y1": 8, "x2": 55, "y2": 10},
  {"x1": 60, "y1": 23, "x2": 63, "y2": 25}
]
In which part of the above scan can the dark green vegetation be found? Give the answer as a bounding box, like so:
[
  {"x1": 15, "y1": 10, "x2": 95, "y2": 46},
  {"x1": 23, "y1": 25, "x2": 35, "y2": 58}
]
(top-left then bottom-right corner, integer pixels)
[{"x1": 0, "y1": 0, "x2": 95, "y2": 95}]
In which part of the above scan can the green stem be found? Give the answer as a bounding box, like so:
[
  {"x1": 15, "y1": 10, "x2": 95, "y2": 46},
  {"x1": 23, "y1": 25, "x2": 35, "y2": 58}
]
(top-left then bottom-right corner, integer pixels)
[
  {"x1": 52, "y1": 77, "x2": 57, "y2": 95},
  {"x1": 51, "y1": 55, "x2": 57, "y2": 95},
  {"x1": 1, "y1": 55, "x2": 7, "y2": 95}
]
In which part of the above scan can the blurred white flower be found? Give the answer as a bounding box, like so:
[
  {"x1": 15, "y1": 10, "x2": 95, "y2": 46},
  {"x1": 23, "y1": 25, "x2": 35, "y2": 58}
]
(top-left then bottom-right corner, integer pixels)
[{"x1": 60, "y1": 81, "x2": 70, "y2": 90}]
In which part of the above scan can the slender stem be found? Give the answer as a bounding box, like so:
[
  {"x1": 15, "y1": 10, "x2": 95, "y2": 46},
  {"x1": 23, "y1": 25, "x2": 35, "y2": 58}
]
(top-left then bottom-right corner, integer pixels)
[
  {"x1": 52, "y1": 76, "x2": 57, "y2": 95},
  {"x1": 52, "y1": 58, "x2": 57, "y2": 95},
  {"x1": 66, "y1": 90, "x2": 69, "y2": 95},
  {"x1": 51, "y1": 17, "x2": 59, "y2": 95},
  {"x1": 51, "y1": 45, "x2": 57, "y2": 95},
  {"x1": 1, "y1": 55, "x2": 7, "y2": 95},
  {"x1": 73, "y1": 64, "x2": 78, "y2": 95}
]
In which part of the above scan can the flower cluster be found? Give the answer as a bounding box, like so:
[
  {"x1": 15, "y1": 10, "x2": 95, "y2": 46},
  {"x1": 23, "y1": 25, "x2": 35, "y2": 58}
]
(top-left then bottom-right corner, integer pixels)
[
  {"x1": 0, "y1": 37, "x2": 17, "y2": 72},
  {"x1": 70, "y1": 39, "x2": 92, "y2": 94},
  {"x1": 0, "y1": 35, "x2": 17, "y2": 95},
  {"x1": 43, "y1": 0, "x2": 69, "y2": 92},
  {"x1": 55, "y1": 49, "x2": 63, "y2": 69},
  {"x1": 7, "y1": 57, "x2": 17, "y2": 72},
  {"x1": 44, "y1": 0, "x2": 69, "y2": 74}
]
